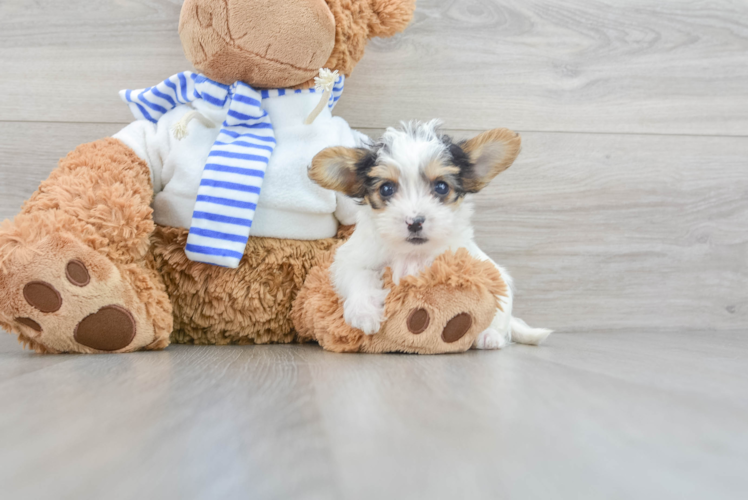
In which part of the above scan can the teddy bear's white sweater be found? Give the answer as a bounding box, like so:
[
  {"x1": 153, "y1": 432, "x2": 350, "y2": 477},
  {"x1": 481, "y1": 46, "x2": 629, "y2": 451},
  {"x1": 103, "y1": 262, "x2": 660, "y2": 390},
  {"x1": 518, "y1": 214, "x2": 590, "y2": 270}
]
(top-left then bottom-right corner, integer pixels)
[{"x1": 114, "y1": 91, "x2": 361, "y2": 240}]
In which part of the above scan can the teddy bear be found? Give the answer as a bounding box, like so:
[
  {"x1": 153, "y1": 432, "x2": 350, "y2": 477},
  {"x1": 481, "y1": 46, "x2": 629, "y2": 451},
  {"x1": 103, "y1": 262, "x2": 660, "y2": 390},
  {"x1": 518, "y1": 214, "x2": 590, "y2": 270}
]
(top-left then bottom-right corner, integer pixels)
[{"x1": 0, "y1": 0, "x2": 419, "y2": 354}]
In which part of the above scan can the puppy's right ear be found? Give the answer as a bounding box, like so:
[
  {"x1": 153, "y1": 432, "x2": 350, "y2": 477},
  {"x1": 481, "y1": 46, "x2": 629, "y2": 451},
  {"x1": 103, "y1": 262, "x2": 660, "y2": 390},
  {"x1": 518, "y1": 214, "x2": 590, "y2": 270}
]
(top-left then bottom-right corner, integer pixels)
[
  {"x1": 309, "y1": 146, "x2": 371, "y2": 197},
  {"x1": 459, "y1": 128, "x2": 522, "y2": 192}
]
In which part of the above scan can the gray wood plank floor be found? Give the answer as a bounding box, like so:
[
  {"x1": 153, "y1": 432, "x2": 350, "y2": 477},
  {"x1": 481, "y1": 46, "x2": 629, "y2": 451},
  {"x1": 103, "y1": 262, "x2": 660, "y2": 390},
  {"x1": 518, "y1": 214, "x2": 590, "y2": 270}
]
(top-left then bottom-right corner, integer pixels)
[
  {"x1": 0, "y1": 0, "x2": 746, "y2": 499},
  {"x1": 1, "y1": 331, "x2": 747, "y2": 500}
]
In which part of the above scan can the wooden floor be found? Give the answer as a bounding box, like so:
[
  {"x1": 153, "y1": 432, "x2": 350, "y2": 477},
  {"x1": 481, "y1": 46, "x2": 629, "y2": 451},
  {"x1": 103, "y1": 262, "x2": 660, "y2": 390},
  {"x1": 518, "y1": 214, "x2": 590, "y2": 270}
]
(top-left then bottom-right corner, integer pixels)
[
  {"x1": 0, "y1": 1, "x2": 746, "y2": 498},
  {"x1": 2, "y1": 331, "x2": 747, "y2": 500}
]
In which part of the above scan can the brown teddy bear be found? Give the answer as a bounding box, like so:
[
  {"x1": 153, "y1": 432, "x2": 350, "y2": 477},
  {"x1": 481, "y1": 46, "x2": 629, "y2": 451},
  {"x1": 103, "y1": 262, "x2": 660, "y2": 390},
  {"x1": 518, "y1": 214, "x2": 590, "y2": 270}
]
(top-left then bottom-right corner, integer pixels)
[{"x1": 0, "y1": 0, "x2": 420, "y2": 353}]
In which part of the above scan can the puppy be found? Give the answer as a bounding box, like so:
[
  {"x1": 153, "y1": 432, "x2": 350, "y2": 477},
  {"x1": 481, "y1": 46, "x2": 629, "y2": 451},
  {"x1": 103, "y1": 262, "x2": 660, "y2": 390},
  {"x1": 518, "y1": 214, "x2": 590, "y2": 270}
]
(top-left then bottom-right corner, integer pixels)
[{"x1": 308, "y1": 120, "x2": 551, "y2": 349}]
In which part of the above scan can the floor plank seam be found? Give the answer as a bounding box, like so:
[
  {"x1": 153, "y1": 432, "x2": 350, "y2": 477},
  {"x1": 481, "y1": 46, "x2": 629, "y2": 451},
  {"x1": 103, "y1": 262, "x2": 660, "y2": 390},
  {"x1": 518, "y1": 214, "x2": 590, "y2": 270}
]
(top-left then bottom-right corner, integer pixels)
[{"x1": 1, "y1": 120, "x2": 747, "y2": 140}]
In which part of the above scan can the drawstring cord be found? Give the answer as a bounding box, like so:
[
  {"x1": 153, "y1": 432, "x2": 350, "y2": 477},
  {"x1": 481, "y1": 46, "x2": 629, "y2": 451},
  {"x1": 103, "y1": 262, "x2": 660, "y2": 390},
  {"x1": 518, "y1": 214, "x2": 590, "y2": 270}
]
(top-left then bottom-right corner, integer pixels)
[
  {"x1": 173, "y1": 68, "x2": 339, "y2": 137},
  {"x1": 304, "y1": 68, "x2": 339, "y2": 125},
  {"x1": 172, "y1": 110, "x2": 216, "y2": 140}
]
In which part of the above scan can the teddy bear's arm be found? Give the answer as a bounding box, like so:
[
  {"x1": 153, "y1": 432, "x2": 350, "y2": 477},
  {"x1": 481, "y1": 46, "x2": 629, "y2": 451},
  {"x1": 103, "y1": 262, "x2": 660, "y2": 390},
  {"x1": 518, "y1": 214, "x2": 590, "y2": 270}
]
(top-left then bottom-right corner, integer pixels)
[{"x1": 114, "y1": 120, "x2": 166, "y2": 194}]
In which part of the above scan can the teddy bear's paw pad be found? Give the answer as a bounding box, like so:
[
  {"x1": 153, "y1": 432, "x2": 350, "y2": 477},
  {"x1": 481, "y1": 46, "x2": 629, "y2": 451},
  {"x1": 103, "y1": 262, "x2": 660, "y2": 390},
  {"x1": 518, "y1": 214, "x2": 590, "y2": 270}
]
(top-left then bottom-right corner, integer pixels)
[
  {"x1": 15, "y1": 317, "x2": 42, "y2": 332},
  {"x1": 74, "y1": 305, "x2": 136, "y2": 351},
  {"x1": 407, "y1": 308, "x2": 430, "y2": 334},
  {"x1": 20, "y1": 259, "x2": 90, "y2": 313},
  {"x1": 23, "y1": 281, "x2": 63, "y2": 313},
  {"x1": 441, "y1": 313, "x2": 473, "y2": 343},
  {"x1": 65, "y1": 259, "x2": 90, "y2": 286}
]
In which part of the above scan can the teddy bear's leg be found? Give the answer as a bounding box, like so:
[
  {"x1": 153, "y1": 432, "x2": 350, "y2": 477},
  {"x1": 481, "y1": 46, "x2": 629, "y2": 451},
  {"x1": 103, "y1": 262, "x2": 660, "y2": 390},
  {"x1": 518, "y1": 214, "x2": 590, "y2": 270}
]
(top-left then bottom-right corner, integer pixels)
[
  {"x1": 0, "y1": 139, "x2": 172, "y2": 353},
  {"x1": 150, "y1": 225, "x2": 344, "y2": 346},
  {"x1": 362, "y1": 284, "x2": 498, "y2": 354},
  {"x1": 291, "y1": 249, "x2": 507, "y2": 354}
]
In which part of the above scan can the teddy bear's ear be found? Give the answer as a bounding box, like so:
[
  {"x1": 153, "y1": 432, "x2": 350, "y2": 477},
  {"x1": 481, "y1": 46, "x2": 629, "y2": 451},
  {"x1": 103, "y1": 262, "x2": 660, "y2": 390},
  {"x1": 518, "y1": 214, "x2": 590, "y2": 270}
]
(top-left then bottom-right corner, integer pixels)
[{"x1": 367, "y1": 0, "x2": 417, "y2": 38}]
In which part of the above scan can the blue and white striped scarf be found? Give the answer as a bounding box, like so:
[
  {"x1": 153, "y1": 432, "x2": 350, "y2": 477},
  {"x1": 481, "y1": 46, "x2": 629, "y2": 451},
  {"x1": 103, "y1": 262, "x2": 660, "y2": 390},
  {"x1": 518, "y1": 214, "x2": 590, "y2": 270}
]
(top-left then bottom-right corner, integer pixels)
[{"x1": 120, "y1": 71, "x2": 344, "y2": 268}]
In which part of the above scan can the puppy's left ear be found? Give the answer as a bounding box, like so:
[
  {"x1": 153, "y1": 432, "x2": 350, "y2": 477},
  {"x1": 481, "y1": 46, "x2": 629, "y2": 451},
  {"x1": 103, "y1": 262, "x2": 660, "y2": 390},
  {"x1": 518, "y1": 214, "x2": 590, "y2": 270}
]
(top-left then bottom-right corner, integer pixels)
[
  {"x1": 309, "y1": 146, "x2": 370, "y2": 197},
  {"x1": 460, "y1": 128, "x2": 521, "y2": 192}
]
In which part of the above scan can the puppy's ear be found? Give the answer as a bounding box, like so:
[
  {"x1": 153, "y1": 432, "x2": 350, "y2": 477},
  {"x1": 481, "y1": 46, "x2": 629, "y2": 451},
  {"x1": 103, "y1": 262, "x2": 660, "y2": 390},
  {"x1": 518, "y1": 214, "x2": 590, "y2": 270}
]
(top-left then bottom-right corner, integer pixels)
[
  {"x1": 460, "y1": 128, "x2": 521, "y2": 192},
  {"x1": 309, "y1": 146, "x2": 371, "y2": 197}
]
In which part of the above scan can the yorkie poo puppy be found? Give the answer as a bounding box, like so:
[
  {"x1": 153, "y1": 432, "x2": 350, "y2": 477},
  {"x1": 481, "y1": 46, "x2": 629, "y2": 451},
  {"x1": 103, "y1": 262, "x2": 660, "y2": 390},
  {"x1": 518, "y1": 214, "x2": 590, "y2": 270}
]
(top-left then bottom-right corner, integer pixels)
[{"x1": 309, "y1": 120, "x2": 551, "y2": 349}]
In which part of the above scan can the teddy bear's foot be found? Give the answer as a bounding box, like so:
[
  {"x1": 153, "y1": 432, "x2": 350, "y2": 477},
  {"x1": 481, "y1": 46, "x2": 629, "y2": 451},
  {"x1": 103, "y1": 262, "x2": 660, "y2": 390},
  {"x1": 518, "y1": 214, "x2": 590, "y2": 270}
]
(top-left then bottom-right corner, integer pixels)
[
  {"x1": 377, "y1": 308, "x2": 481, "y2": 353},
  {"x1": 293, "y1": 248, "x2": 509, "y2": 354},
  {"x1": 0, "y1": 218, "x2": 172, "y2": 353}
]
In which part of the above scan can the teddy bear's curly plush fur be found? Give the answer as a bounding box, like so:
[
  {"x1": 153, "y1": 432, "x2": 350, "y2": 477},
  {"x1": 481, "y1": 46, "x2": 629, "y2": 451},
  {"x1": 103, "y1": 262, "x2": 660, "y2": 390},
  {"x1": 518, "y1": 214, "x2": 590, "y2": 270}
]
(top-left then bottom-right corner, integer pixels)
[
  {"x1": 151, "y1": 224, "x2": 353, "y2": 346},
  {"x1": 0, "y1": 0, "x2": 417, "y2": 353}
]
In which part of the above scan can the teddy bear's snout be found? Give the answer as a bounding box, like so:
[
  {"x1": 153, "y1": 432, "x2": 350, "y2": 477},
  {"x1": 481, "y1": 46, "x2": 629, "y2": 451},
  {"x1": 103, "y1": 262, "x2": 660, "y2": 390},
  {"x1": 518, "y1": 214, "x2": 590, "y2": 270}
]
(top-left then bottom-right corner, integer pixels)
[{"x1": 179, "y1": 0, "x2": 336, "y2": 88}]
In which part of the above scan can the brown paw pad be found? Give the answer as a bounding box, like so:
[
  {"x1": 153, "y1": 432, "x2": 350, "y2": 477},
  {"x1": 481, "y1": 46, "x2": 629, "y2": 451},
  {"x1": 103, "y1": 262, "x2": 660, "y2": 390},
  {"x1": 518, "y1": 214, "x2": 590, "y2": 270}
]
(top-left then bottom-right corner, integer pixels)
[
  {"x1": 23, "y1": 281, "x2": 62, "y2": 313},
  {"x1": 66, "y1": 259, "x2": 90, "y2": 287},
  {"x1": 16, "y1": 317, "x2": 42, "y2": 332},
  {"x1": 74, "y1": 305, "x2": 136, "y2": 352},
  {"x1": 407, "y1": 308, "x2": 430, "y2": 334},
  {"x1": 442, "y1": 313, "x2": 473, "y2": 343}
]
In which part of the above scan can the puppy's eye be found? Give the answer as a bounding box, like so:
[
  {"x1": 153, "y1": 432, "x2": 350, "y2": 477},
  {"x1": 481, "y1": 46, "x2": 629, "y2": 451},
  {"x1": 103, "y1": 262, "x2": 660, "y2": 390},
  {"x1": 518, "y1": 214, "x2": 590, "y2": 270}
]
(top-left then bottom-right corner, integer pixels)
[
  {"x1": 433, "y1": 181, "x2": 450, "y2": 196},
  {"x1": 379, "y1": 182, "x2": 396, "y2": 198}
]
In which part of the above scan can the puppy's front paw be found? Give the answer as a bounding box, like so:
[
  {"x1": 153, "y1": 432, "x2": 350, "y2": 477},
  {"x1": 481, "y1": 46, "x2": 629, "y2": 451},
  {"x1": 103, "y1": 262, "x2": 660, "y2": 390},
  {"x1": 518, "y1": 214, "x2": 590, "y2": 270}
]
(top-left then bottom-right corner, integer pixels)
[
  {"x1": 343, "y1": 289, "x2": 388, "y2": 335},
  {"x1": 473, "y1": 328, "x2": 508, "y2": 350}
]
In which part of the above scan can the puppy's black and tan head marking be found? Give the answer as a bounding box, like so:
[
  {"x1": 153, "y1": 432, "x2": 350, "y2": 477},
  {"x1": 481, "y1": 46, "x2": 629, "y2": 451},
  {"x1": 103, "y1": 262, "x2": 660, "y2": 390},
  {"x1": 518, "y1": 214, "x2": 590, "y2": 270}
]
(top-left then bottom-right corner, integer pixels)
[
  {"x1": 310, "y1": 124, "x2": 521, "y2": 202},
  {"x1": 309, "y1": 121, "x2": 521, "y2": 248},
  {"x1": 310, "y1": 142, "x2": 402, "y2": 210},
  {"x1": 361, "y1": 159, "x2": 400, "y2": 210}
]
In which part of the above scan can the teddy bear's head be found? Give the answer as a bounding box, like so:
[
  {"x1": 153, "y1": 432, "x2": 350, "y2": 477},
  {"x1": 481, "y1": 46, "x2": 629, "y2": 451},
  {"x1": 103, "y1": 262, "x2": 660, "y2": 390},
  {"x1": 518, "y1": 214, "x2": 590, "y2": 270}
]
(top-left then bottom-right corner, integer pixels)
[{"x1": 179, "y1": 0, "x2": 416, "y2": 89}]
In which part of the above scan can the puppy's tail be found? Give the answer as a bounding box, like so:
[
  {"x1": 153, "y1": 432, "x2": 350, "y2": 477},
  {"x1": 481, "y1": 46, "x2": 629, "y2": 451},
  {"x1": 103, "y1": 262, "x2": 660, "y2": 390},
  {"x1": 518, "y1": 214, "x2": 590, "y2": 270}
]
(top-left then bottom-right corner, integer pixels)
[{"x1": 510, "y1": 317, "x2": 552, "y2": 345}]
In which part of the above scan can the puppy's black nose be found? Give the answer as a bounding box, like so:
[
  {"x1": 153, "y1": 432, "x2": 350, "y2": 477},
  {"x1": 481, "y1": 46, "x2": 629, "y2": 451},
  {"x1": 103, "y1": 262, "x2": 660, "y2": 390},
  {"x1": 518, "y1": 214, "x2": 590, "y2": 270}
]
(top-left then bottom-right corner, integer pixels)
[{"x1": 407, "y1": 216, "x2": 425, "y2": 233}]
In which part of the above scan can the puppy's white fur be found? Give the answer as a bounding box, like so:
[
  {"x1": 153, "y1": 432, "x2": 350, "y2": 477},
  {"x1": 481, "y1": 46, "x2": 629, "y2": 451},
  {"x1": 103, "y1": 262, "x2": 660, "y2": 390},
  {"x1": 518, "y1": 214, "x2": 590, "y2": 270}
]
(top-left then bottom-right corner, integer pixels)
[{"x1": 322, "y1": 120, "x2": 551, "y2": 348}]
